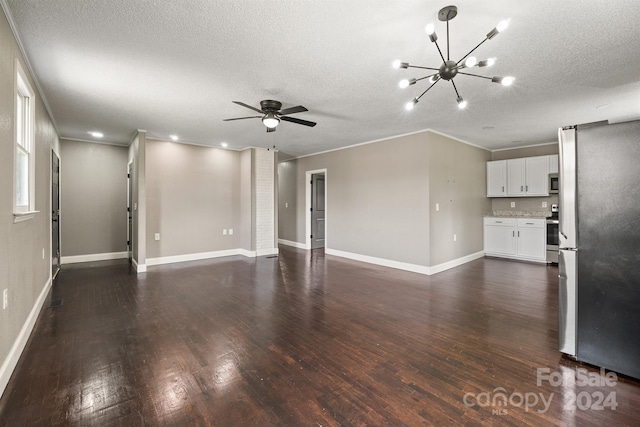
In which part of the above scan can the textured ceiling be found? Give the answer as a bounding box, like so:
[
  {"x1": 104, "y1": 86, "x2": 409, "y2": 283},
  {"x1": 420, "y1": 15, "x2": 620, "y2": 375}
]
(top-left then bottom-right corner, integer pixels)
[{"x1": 3, "y1": 0, "x2": 640, "y2": 157}]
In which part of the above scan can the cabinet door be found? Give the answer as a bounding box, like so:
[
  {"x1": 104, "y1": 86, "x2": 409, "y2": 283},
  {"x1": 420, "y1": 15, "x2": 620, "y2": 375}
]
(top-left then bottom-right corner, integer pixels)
[
  {"x1": 549, "y1": 154, "x2": 559, "y2": 174},
  {"x1": 525, "y1": 156, "x2": 549, "y2": 196},
  {"x1": 507, "y1": 158, "x2": 525, "y2": 195},
  {"x1": 487, "y1": 160, "x2": 506, "y2": 197},
  {"x1": 484, "y1": 225, "x2": 516, "y2": 255},
  {"x1": 516, "y1": 227, "x2": 546, "y2": 260}
]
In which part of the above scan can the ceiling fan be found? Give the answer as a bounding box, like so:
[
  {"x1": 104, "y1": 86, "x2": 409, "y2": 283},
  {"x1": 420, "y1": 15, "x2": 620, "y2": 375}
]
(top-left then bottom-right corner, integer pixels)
[{"x1": 224, "y1": 100, "x2": 317, "y2": 132}]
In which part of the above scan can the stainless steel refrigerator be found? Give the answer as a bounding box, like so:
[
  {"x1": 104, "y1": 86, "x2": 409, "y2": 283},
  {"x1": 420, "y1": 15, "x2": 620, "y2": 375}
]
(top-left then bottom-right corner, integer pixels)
[{"x1": 558, "y1": 120, "x2": 640, "y2": 380}]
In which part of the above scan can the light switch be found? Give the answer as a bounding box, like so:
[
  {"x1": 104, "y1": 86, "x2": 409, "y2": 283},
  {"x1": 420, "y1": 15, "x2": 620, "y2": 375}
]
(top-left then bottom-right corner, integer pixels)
[
  {"x1": 436, "y1": 203, "x2": 439, "y2": 211},
  {"x1": 542, "y1": 202, "x2": 547, "y2": 208},
  {"x1": 285, "y1": 202, "x2": 288, "y2": 208},
  {"x1": 155, "y1": 233, "x2": 160, "y2": 241},
  {"x1": 223, "y1": 229, "x2": 227, "y2": 235},
  {"x1": 228, "y1": 229, "x2": 233, "y2": 235}
]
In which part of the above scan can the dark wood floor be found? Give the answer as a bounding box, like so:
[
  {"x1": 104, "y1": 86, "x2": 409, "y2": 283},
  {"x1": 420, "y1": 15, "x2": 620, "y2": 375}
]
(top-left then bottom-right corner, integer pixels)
[{"x1": 1, "y1": 246, "x2": 639, "y2": 426}]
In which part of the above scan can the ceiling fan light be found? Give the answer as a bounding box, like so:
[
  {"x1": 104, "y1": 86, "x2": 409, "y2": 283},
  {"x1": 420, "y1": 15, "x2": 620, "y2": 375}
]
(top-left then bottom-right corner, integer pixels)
[
  {"x1": 405, "y1": 98, "x2": 418, "y2": 111},
  {"x1": 262, "y1": 113, "x2": 280, "y2": 128},
  {"x1": 457, "y1": 96, "x2": 468, "y2": 109}
]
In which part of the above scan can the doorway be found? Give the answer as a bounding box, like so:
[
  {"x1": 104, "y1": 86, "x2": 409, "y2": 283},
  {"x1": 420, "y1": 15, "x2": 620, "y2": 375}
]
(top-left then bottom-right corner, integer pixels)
[
  {"x1": 305, "y1": 169, "x2": 327, "y2": 250},
  {"x1": 127, "y1": 162, "x2": 133, "y2": 262},
  {"x1": 51, "y1": 150, "x2": 60, "y2": 280}
]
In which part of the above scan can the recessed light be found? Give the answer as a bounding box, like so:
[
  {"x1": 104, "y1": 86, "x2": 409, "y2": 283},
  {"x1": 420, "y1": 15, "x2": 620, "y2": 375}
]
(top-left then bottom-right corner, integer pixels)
[
  {"x1": 482, "y1": 126, "x2": 495, "y2": 130},
  {"x1": 170, "y1": 134, "x2": 179, "y2": 141},
  {"x1": 88, "y1": 131, "x2": 103, "y2": 138},
  {"x1": 221, "y1": 142, "x2": 228, "y2": 148}
]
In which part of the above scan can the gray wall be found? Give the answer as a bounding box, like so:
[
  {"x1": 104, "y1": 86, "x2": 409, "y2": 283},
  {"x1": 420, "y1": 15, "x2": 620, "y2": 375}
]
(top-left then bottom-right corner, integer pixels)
[
  {"x1": 1, "y1": 6, "x2": 59, "y2": 395},
  {"x1": 491, "y1": 143, "x2": 558, "y2": 161},
  {"x1": 145, "y1": 140, "x2": 241, "y2": 258},
  {"x1": 278, "y1": 130, "x2": 490, "y2": 267},
  {"x1": 428, "y1": 133, "x2": 492, "y2": 265},
  {"x1": 60, "y1": 139, "x2": 128, "y2": 257}
]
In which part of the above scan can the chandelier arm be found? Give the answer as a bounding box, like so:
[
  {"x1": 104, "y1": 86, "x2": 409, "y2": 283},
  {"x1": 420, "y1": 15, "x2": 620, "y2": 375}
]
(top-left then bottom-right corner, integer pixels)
[
  {"x1": 456, "y1": 38, "x2": 489, "y2": 66},
  {"x1": 450, "y1": 79, "x2": 461, "y2": 99},
  {"x1": 457, "y1": 72, "x2": 492, "y2": 80},
  {"x1": 433, "y1": 40, "x2": 447, "y2": 63},
  {"x1": 415, "y1": 74, "x2": 439, "y2": 83},
  {"x1": 407, "y1": 65, "x2": 440, "y2": 71},
  {"x1": 416, "y1": 80, "x2": 441, "y2": 102}
]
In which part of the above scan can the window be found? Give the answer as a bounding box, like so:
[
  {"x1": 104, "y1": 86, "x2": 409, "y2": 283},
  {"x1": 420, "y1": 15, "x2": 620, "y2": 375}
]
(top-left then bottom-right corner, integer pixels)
[{"x1": 14, "y1": 61, "x2": 36, "y2": 220}]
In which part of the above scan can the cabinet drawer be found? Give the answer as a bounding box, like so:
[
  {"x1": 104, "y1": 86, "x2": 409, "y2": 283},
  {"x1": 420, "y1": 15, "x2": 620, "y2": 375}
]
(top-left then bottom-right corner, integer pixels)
[
  {"x1": 517, "y1": 218, "x2": 544, "y2": 228},
  {"x1": 484, "y1": 217, "x2": 516, "y2": 226}
]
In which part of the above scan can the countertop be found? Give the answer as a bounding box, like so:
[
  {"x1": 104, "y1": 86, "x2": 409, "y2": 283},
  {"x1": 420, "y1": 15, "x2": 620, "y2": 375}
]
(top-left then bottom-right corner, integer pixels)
[{"x1": 484, "y1": 211, "x2": 551, "y2": 219}]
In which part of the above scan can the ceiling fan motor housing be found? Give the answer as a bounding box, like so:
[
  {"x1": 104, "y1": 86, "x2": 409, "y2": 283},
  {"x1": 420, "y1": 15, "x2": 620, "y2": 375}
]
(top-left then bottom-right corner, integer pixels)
[{"x1": 260, "y1": 100, "x2": 282, "y2": 112}]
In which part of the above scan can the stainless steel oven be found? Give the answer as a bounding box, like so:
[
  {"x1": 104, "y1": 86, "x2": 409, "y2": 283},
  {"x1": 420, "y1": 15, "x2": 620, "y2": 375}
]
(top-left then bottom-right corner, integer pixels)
[{"x1": 546, "y1": 204, "x2": 559, "y2": 263}]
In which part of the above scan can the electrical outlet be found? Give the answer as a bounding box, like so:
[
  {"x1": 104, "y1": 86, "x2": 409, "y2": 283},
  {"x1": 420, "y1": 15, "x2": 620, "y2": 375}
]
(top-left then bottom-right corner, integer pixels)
[
  {"x1": 436, "y1": 203, "x2": 440, "y2": 211},
  {"x1": 453, "y1": 234, "x2": 457, "y2": 242},
  {"x1": 3, "y1": 289, "x2": 8, "y2": 309},
  {"x1": 155, "y1": 233, "x2": 160, "y2": 241},
  {"x1": 223, "y1": 229, "x2": 227, "y2": 235},
  {"x1": 228, "y1": 229, "x2": 233, "y2": 235},
  {"x1": 542, "y1": 201, "x2": 547, "y2": 208},
  {"x1": 510, "y1": 202, "x2": 516, "y2": 208},
  {"x1": 285, "y1": 202, "x2": 288, "y2": 208}
]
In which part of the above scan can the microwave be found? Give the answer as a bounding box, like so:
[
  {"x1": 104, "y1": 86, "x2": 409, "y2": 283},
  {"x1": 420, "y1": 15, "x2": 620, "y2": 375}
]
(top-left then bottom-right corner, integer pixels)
[{"x1": 549, "y1": 173, "x2": 559, "y2": 193}]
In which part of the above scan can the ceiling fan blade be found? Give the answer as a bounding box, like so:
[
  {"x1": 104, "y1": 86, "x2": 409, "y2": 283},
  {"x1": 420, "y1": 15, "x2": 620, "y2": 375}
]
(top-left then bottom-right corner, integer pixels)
[
  {"x1": 266, "y1": 127, "x2": 276, "y2": 133},
  {"x1": 279, "y1": 105, "x2": 308, "y2": 115},
  {"x1": 223, "y1": 116, "x2": 262, "y2": 121},
  {"x1": 281, "y1": 116, "x2": 317, "y2": 127},
  {"x1": 232, "y1": 101, "x2": 263, "y2": 114}
]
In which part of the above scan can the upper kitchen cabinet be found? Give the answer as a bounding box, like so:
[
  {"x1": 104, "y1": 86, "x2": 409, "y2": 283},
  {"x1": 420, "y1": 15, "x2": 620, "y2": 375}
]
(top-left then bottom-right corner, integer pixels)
[
  {"x1": 486, "y1": 160, "x2": 507, "y2": 197},
  {"x1": 487, "y1": 155, "x2": 550, "y2": 197},
  {"x1": 549, "y1": 154, "x2": 559, "y2": 174}
]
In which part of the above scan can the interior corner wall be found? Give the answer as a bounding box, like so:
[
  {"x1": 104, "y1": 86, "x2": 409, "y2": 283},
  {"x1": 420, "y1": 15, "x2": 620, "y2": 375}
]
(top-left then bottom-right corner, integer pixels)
[
  {"x1": 277, "y1": 158, "x2": 298, "y2": 243},
  {"x1": 239, "y1": 149, "x2": 253, "y2": 251},
  {"x1": 252, "y1": 148, "x2": 276, "y2": 255},
  {"x1": 427, "y1": 132, "x2": 492, "y2": 266},
  {"x1": 59, "y1": 139, "x2": 128, "y2": 259},
  {"x1": 0, "y1": 5, "x2": 59, "y2": 398},
  {"x1": 283, "y1": 132, "x2": 431, "y2": 267},
  {"x1": 145, "y1": 140, "x2": 241, "y2": 259}
]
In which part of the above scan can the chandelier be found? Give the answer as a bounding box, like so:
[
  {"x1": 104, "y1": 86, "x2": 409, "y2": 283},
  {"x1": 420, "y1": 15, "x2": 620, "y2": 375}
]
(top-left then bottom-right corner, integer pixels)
[{"x1": 394, "y1": 5, "x2": 514, "y2": 111}]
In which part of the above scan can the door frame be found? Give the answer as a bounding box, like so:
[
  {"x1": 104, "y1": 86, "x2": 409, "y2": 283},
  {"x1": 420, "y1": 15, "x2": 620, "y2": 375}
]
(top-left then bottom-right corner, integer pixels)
[
  {"x1": 51, "y1": 149, "x2": 61, "y2": 279},
  {"x1": 127, "y1": 161, "x2": 133, "y2": 262},
  {"x1": 305, "y1": 168, "x2": 327, "y2": 250}
]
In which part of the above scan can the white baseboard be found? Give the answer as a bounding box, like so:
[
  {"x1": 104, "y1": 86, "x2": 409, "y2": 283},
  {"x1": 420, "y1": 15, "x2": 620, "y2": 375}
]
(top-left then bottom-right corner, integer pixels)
[
  {"x1": 132, "y1": 258, "x2": 147, "y2": 273},
  {"x1": 429, "y1": 251, "x2": 485, "y2": 275},
  {"x1": 1, "y1": 277, "x2": 52, "y2": 399},
  {"x1": 256, "y1": 247, "x2": 279, "y2": 256},
  {"x1": 146, "y1": 249, "x2": 242, "y2": 266},
  {"x1": 278, "y1": 239, "x2": 306, "y2": 249},
  {"x1": 61, "y1": 251, "x2": 128, "y2": 264},
  {"x1": 325, "y1": 248, "x2": 484, "y2": 276},
  {"x1": 238, "y1": 249, "x2": 256, "y2": 258}
]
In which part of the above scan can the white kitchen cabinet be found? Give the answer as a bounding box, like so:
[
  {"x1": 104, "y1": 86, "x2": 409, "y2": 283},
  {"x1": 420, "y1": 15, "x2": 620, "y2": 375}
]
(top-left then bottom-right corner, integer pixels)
[
  {"x1": 549, "y1": 154, "x2": 559, "y2": 174},
  {"x1": 515, "y1": 218, "x2": 546, "y2": 261},
  {"x1": 483, "y1": 217, "x2": 516, "y2": 255},
  {"x1": 486, "y1": 160, "x2": 507, "y2": 197},
  {"x1": 507, "y1": 158, "x2": 526, "y2": 195},
  {"x1": 484, "y1": 217, "x2": 546, "y2": 262},
  {"x1": 502, "y1": 156, "x2": 549, "y2": 196}
]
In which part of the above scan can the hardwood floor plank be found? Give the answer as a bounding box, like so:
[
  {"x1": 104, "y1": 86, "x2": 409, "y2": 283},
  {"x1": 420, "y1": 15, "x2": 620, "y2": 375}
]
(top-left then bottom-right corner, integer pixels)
[{"x1": 1, "y1": 248, "x2": 639, "y2": 426}]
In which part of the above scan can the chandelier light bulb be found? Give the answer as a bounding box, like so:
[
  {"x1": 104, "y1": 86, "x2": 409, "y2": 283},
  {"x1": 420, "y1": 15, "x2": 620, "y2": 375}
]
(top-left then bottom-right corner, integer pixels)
[
  {"x1": 501, "y1": 76, "x2": 515, "y2": 86},
  {"x1": 429, "y1": 75, "x2": 440, "y2": 84},
  {"x1": 464, "y1": 56, "x2": 478, "y2": 68},
  {"x1": 479, "y1": 57, "x2": 496, "y2": 67},
  {"x1": 392, "y1": 59, "x2": 401, "y2": 69},
  {"x1": 457, "y1": 97, "x2": 468, "y2": 109},
  {"x1": 425, "y1": 23, "x2": 435, "y2": 35},
  {"x1": 399, "y1": 79, "x2": 410, "y2": 89},
  {"x1": 496, "y1": 19, "x2": 510, "y2": 33},
  {"x1": 405, "y1": 99, "x2": 418, "y2": 111}
]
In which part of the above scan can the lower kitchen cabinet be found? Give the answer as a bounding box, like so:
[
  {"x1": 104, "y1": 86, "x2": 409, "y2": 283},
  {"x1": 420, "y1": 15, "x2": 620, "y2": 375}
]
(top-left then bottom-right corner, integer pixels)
[{"x1": 484, "y1": 217, "x2": 546, "y2": 262}]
